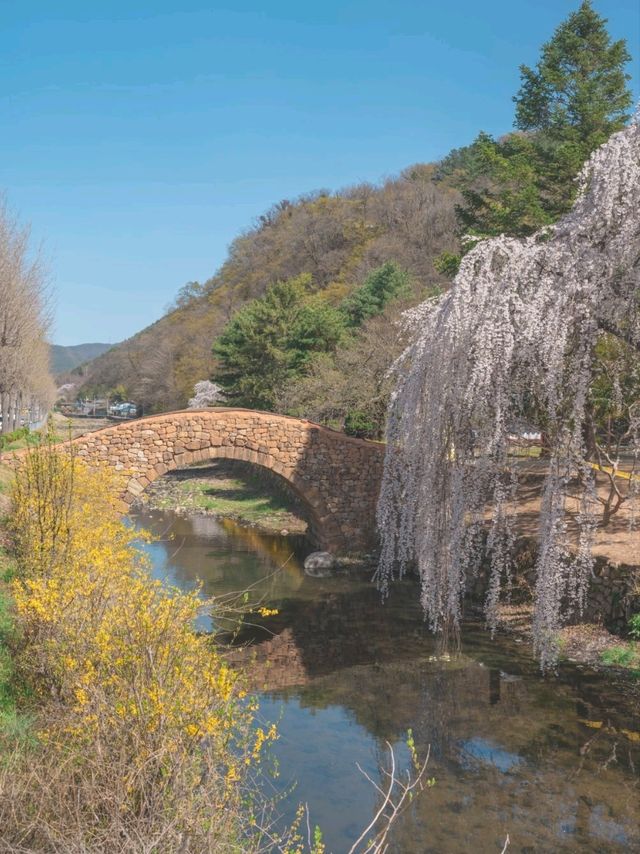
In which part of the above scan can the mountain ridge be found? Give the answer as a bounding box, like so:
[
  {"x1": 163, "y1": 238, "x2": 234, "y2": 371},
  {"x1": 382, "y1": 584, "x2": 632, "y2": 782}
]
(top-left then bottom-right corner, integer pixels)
[{"x1": 51, "y1": 342, "x2": 114, "y2": 376}]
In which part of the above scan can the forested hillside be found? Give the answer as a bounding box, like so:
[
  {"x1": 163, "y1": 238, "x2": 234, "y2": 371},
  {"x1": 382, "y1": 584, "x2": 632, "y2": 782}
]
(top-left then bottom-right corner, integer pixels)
[
  {"x1": 76, "y1": 167, "x2": 460, "y2": 413},
  {"x1": 76, "y1": 1, "x2": 633, "y2": 440}
]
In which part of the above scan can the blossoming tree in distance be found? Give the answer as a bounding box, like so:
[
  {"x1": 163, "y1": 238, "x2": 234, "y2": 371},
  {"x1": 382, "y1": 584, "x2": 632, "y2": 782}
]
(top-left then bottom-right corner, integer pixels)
[
  {"x1": 377, "y1": 119, "x2": 640, "y2": 668},
  {"x1": 188, "y1": 380, "x2": 224, "y2": 409}
]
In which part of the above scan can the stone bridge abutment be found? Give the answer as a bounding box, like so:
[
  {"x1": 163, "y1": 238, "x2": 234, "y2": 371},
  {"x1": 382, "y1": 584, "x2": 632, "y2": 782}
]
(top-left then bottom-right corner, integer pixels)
[{"x1": 70, "y1": 409, "x2": 385, "y2": 554}]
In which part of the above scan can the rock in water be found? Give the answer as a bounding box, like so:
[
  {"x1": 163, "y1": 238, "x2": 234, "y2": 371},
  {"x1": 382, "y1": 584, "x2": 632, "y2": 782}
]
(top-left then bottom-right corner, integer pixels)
[{"x1": 304, "y1": 551, "x2": 337, "y2": 576}]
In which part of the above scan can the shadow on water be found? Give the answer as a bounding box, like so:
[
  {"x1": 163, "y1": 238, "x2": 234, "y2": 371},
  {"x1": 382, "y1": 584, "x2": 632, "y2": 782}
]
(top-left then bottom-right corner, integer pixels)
[{"x1": 132, "y1": 508, "x2": 640, "y2": 854}]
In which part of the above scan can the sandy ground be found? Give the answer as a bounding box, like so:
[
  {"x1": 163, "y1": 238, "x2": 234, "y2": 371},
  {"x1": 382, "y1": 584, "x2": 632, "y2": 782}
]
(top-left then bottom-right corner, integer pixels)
[{"x1": 507, "y1": 459, "x2": 639, "y2": 567}]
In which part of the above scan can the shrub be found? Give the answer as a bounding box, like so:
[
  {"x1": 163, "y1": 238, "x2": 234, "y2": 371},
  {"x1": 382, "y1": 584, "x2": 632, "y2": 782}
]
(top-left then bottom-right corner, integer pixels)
[
  {"x1": 629, "y1": 612, "x2": 640, "y2": 640},
  {"x1": 1, "y1": 441, "x2": 275, "y2": 852},
  {"x1": 344, "y1": 410, "x2": 377, "y2": 439}
]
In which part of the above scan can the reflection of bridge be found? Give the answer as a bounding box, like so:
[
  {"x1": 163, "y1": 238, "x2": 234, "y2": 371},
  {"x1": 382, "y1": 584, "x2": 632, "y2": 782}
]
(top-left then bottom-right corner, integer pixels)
[{"x1": 72, "y1": 409, "x2": 385, "y2": 553}]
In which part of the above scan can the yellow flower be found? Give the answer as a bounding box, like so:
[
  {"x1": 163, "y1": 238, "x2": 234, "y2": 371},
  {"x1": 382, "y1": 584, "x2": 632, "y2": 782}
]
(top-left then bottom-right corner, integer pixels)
[{"x1": 74, "y1": 687, "x2": 89, "y2": 707}]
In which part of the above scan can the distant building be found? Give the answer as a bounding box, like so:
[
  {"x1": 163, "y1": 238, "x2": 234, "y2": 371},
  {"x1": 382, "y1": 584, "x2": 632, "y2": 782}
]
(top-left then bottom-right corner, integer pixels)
[{"x1": 108, "y1": 402, "x2": 138, "y2": 419}]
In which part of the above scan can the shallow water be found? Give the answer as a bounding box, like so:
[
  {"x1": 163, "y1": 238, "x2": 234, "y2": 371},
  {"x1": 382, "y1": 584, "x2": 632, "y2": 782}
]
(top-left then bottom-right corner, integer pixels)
[{"x1": 133, "y1": 509, "x2": 640, "y2": 853}]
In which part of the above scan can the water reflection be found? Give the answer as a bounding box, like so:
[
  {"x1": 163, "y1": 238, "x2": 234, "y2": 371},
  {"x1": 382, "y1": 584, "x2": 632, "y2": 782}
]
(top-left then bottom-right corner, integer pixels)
[
  {"x1": 132, "y1": 509, "x2": 640, "y2": 853},
  {"x1": 135, "y1": 510, "x2": 311, "y2": 630}
]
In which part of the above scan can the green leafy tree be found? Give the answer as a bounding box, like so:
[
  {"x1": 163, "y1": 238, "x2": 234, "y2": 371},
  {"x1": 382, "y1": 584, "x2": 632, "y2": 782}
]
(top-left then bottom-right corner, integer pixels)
[
  {"x1": 287, "y1": 296, "x2": 347, "y2": 371},
  {"x1": 281, "y1": 304, "x2": 409, "y2": 439},
  {"x1": 212, "y1": 275, "x2": 346, "y2": 410},
  {"x1": 342, "y1": 262, "x2": 411, "y2": 327},
  {"x1": 109, "y1": 384, "x2": 128, "y2": 403},
  {"x1": 344, "y1": 410, "x2": 378, "y2": 439}
]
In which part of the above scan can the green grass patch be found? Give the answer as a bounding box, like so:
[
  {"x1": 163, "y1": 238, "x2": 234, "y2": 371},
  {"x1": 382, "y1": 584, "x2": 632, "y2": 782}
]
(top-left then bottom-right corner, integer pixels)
[
  {"x1": 0, "y1": 425, "x2": 64, "y2": 456},
  {"x1": 0, "y1": 427, "x2": 39, "y2": 453},
  {"x1": 0, "y1": 547, "x2": 21, "y2": 735},
  {"x1": 0, "y1": 544, "x2": 33, "y2": 742},
  {"x1": 182, "y1": 475, "x2": 304, "y2": 528},
  {"x1": 600, "y1": 644, "x2": 640, "y2": 676}
]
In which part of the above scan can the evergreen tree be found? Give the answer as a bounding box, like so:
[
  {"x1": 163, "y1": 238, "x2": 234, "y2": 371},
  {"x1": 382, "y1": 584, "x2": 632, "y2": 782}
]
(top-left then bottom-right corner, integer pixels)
[
  {"x1": 453, "y1": 132, "x2": 551, "y2": 239},
  {"x1": 514, "y1": 0, "x2": 632, "y2": 215},
  {"x1": 444, "y1": 1, "x2": 633, "y2": 249},
  {"x1": 342, "y1": 262, "x2": 411, "y2": 327},
  {"x1": 515, "y1": 1, "x2": 632, "y2": 148},
  {"x1": 212, "y1": 275, "x2": 346, "y2": 410}
]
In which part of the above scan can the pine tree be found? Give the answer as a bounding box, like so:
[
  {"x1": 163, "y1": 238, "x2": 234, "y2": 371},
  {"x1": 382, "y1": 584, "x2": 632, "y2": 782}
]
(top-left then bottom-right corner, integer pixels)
[
  {"x1": 514, "y1": 0, "x2": 632, "y2": 215},
  {"x1": 446, "y1": 1, "x2": 633, "y2": 245},
  {"x1": 342, "y1": 262, "x2": 411, "y2": 327},
  {"x1": 212, "y1": 275, "x2": 346, "y2": 410}
]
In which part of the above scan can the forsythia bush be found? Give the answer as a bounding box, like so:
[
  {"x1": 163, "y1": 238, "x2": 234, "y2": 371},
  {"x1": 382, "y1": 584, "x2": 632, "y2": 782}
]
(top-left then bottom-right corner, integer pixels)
[{"x1": 0, "y1": 441, "x2": 277, "y2": 852}]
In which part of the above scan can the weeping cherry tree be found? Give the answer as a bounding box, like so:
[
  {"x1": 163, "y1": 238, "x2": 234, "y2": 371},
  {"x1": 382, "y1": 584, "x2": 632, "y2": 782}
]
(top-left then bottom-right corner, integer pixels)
[{"x1": 377, "y1": 119, "x2": 640, "y2": 669}]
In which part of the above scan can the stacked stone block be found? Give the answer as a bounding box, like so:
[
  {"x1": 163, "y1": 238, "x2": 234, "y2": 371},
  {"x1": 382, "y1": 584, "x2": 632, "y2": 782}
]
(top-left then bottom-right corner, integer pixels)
[{"x1": 72, "y1": 408, "x2": 385, "y2": 554}]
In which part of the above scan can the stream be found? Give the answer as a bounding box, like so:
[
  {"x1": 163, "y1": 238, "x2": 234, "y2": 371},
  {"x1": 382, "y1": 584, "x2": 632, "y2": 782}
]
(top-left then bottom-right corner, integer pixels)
[{"x1": 132, "y1": 508, "x2": 639, "y2": 853}]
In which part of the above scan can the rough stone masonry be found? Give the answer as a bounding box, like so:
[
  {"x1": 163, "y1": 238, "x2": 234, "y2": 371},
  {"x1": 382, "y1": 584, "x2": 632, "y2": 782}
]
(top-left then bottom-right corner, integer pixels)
[{"x1": 72, "y1": 408, "x2": 385, "y2": 554}]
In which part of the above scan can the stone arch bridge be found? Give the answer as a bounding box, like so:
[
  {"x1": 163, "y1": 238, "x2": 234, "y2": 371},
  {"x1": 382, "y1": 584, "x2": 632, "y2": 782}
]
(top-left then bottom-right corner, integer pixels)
[{"x1": 70, "y1": 409, "x2": 385, "y2": 554}]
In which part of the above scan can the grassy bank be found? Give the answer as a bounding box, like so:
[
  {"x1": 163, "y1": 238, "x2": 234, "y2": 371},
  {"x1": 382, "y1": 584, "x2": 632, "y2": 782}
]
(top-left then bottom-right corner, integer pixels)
[
  {"x1": 0, "y1": 464, "x2": 12, "y2": 504},
  {"x1": 0, "y1": 426, "x2": 43, "y2": 454},
  {"x1": 0, "y1": 464, "x2": 15, "y2": 728},
  {"x1": 492, "y1": 601, "x2": 640, "y2": 686},
  {"x1": 0, "y1": 553, "x2": 15, "y2": 724},
  {"x1": 143, "y1": 461, "x2": 308, "y2": 534},
  {"x1": 0, "y1": 541, "x2": 29, "y2": 743}
]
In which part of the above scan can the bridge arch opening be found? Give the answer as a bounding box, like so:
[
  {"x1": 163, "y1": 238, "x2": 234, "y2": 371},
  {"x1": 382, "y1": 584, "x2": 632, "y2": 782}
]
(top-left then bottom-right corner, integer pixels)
[{"x1": 128, "y1": 443, "x2": 341, "y2": 551}]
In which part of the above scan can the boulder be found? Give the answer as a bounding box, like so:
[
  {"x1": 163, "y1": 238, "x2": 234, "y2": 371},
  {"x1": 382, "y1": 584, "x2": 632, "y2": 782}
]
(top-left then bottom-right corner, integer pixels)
[{"x1": 303, "y1": 551, "x2": 337, "y2": 576}]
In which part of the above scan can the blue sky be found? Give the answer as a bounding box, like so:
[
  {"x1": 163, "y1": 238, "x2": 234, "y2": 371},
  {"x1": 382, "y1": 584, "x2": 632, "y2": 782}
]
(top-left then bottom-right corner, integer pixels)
[{"x1": 1, "y1": 1, "x2": 638, "y2": 345}]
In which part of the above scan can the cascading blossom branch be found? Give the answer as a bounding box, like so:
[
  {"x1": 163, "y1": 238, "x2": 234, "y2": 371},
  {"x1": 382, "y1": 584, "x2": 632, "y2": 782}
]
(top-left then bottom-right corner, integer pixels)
[{"x1": 376, "y1": 119, "x2": 640, "y2": 669}]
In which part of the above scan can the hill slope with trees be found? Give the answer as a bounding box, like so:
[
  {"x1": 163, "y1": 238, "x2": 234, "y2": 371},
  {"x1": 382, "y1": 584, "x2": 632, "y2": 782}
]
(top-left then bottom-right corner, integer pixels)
[
  {"x1": 75, "y1": 166, "x2": 460, "y2": 413},
  {"x1": 75, "y1": 2, "x2": 633, "y2": 441}
]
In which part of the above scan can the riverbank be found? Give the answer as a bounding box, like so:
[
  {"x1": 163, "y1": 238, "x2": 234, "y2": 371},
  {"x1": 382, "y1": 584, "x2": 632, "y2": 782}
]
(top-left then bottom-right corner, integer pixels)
[
  {"x1": 139, "y1": 461, "x2": 640, "y2": 682},
  {"x1": 489, "y1": 602, "x2": 640, "y2": 694},
  {"x1": 49, "y1": 411, "x2": 113, "y2": 439},
  {"x1": 137, "y1": 460, "x2": 309, "y2": 535},
  {"x1": 0, "y1": 467, "x2": 12, "y2": 516},
  {"x1": 4, "y1": 445, "x2": 639, "y2": 687}
]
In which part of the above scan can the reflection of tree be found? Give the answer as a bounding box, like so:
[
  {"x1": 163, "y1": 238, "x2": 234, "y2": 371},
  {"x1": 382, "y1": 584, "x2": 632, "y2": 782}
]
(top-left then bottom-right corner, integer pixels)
[
  {"x1": 134, "y1": 510, "x2": 308, "y2": 602},
  {"x1": 218, "y1": 517, "x2": 307, "y2": 572}
]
